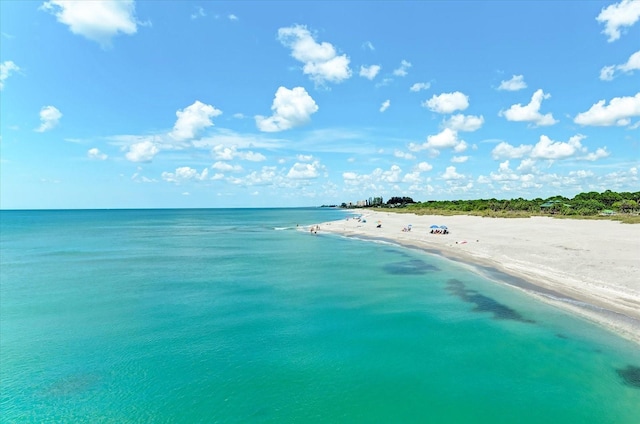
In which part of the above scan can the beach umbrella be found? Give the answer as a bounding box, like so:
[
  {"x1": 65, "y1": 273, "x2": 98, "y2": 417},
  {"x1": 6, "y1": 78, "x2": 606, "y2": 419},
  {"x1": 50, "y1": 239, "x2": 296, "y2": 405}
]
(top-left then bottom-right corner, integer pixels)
[
  {"x1": 430, "y1": 225, "x2": 439, "y2": 229},
  {"x1": 440, "y1": 225, "x2": 448, "y2": 229}
]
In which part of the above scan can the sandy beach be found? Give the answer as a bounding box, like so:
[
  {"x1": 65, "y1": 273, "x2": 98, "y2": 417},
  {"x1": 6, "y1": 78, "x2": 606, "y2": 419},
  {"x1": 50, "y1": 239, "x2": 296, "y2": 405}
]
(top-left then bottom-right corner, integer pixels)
[{"x1": 318, "y1": 210, "x2": 640, "y2": 345}]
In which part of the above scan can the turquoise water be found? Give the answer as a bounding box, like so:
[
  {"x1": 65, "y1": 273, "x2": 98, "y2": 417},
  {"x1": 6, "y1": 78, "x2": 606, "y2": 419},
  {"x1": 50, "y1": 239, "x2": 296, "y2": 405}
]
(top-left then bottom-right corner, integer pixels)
[{"x1": 1, "y1": 208, "x2": 639, "y2": 423}]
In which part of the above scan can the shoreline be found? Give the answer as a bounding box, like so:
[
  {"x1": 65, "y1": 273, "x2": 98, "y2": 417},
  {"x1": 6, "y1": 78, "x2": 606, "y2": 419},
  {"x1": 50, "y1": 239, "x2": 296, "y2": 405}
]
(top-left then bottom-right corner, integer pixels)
[{"x1": 316, "y1": 210, "x2": 640, "y2": 346}]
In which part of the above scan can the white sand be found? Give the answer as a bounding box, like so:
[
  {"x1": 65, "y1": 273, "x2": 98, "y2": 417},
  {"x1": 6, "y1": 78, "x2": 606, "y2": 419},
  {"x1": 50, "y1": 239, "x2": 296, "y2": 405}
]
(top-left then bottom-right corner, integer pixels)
[{"x1": 317, "y1": 210, "x2": 640, "y2": 345}]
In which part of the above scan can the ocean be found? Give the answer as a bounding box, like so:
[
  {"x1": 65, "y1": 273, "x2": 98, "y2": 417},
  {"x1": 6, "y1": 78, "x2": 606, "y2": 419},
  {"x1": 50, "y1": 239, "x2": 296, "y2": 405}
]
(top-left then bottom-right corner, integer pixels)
[{"x1": 1, "y1": 208, "x2": 638, "y2": 423}]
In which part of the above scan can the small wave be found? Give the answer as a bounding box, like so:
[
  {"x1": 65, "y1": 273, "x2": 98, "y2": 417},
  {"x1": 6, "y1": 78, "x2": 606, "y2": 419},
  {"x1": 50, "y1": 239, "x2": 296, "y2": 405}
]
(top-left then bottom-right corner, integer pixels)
[{"x1": 274, "y1": 226, "x2": 293, "y2": 231}]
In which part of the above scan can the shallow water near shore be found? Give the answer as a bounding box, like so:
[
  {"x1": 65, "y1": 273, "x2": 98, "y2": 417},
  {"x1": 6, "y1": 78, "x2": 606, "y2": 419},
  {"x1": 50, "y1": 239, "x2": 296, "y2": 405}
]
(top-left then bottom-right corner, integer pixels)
[{"x1": 1, "y1": 209, "x2": 639, "y2": 422}]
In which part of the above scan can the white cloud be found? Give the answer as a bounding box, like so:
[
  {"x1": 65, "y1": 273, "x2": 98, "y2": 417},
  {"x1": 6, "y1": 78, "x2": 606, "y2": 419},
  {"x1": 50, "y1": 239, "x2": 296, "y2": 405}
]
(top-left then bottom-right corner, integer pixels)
[
  {"x1": 170, "y1": 100, "x2": 222, "y2": 142},
  {"x1": 498, "y1": 75, "x2": 527, "y2": 91},
  {"x1": 394, "y1": 150, "x2": 415, "y2": 160},
  {"x1": 228, "y1": 14, "x2": 238, "y2": 21},
  {"x1": 441, "y1": 166, "x2": 464, "y2": 180},
  {"x1": 191, "y1": 7, "x2": 206, "y2": 20},
  {"x1": 596, "y1": 0, "x2": 640, "y2": 42},
  {"x1": 287, "y1": 162, "x2": 320, "y2": 179},
  {"x1": 229, "y1": 166, "x2": 278, "y2": 186},
  {"x1": 410, "y1": 82, "x2": 430, "y2": 92},
  {"x1": 35, "y1": 105, "x2": 62, "y2": 132},
  {"x1": 162, "y1": 166, "x2": 209, "y2": 183},
  {"x1": 410, "y1": 128, "x2": 468, "y2": 154},
  {"x1": 360, "y1": 64, "x2": 381, "y2": 80},
  {"x1": 416, "y1": 162, "x2": 433, "y2": 172},
  {"x1": 212, "y1": 145, "x2": 266, "y2": 162},
  {"x1": 126, "y1": 140, "x2": 159, "y2": 162},
  {"x1": 581, "y1": 147, "x2": 610, "y2": 161},
  {"x1": 255, "y1": 86, "x2": 319, "y2": 132},
  {"x1": 423, "y1": 91, "x2": 469, "y2": 114},
  {"x1": 380, "y1": 99, "x2": 390, "y2": 112},
  {"x1": 380, "y1": 165, "x2": 402, "y2": 183},
  {"x1": 530, "y1": 134, "x2": 586, "y2": 160},
  {"x1": 574, "y1": 92, "x2": 640, "y2": 126},
  {"x1": 451, "y1": 156, "x2": 469, "y2": 163},
  {"x1": 600, "y1": 50, "x2": 640, "y2": 80},
  {"x1": 393, "y1": 60, "x2": 412, "y2": 77},
  {"x1": 499, "y1": 89, "x2": 558, "y2": 126},
  {"x1": 402, "y1": 171, "x2": 422, "y2": 184},
  {"x1": 243, "y1": 151, "x2": 266, "y2": 162},
  {"x1": 491, "y1": 141, "x2": 533, "y2": 159},
  {"x1": 517, "y1": 158, "x2": 536, "y2": 173},
  {"x1": 87, "y1": 147, "x2": 107, "y2": 160},
  {"x1": 297, "y1": 154, "x2": 313, "y2": 162},
  {"x1": 442, "y1": 114, "x2": 484, "y2": 132},
  {"x1": 427, "y1": 128, "x2": 467, "y2": 152},
  {"x1": 211, "y1": 161, "x2": 242, "y2": 172},
  {"x1": 599, "y1": 65, "x2": 616, "y2": 81},
  {"x1": 41, "y1": 0, "x2": 140, "y2": 48},
  {"x1": 277, "y1": 24, "x2": 351, "y2": 85},
  {"x1": 618, "y1": 50, "x2": 640, "y2": 73},
  {"x1": 0, "y1": 60, "x2": 19, "y2": 90},
  {"x1": 362, "y1": 41, "x2": 375, "y2": 51}
]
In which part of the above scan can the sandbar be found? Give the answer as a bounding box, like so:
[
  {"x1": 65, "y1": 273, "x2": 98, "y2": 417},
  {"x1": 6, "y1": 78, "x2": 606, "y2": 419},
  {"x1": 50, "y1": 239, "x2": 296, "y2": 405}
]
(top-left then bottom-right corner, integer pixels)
[{"x1": 317, "y1": 210, "x2": 640, "y2": 345}]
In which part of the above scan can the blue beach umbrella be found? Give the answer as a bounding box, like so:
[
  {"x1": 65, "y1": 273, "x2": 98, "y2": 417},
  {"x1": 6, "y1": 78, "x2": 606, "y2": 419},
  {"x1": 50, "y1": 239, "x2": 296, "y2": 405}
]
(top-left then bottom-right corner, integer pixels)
[
  {"x1": 440, "y1": 225, "x2": 448, "y2": 230},
  {"x1": 430, "y1": 225, "x2": 439, "y2": 229}
]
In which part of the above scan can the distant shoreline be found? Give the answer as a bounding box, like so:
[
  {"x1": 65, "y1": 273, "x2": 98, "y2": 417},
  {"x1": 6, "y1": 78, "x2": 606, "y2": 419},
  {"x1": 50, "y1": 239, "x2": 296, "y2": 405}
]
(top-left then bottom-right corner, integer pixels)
[{"x1": 318, "y1": 210, "x2": 640, "y2": 346}]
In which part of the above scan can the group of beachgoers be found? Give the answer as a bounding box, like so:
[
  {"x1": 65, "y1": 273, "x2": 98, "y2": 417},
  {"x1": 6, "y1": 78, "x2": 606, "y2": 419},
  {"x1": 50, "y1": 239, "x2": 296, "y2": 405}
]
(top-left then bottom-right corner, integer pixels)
[{"x1": 430, "y1": 228, "x2": 449, "y2": 235}]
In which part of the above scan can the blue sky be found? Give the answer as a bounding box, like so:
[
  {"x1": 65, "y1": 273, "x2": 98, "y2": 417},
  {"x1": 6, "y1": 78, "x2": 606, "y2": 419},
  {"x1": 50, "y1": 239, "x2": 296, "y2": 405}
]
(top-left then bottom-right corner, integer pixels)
[{"x1": 1, "y1": 0, "x2": 639, "y2": 209}]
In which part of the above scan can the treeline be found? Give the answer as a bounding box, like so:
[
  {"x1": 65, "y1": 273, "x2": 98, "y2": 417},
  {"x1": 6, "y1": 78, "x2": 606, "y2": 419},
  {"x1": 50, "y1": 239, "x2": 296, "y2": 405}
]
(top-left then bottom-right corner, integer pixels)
[{"x1": 402, "y1": 190, "x2": 639, "y2": 216}]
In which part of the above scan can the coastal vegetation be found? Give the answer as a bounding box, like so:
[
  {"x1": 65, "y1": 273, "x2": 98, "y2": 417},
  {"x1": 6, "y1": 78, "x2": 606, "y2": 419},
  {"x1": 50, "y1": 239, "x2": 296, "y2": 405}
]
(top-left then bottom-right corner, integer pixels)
[{"x1": 341, "y1": 190, "x2": 640, "y2": 223}]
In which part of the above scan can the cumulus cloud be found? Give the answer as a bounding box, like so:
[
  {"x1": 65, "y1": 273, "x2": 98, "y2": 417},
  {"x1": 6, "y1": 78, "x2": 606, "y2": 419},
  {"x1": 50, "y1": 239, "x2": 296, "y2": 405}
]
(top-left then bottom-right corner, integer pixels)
[
  {"x1": 530, "y1": 134, "x2": 586, "y2": 160},
  {"x1": 41, "y1": 0, "x2": 141, "y2": 47},
  {"x1": 126, "y1": 140, "x2": 159, "y2": 162},
  {"x1": 441, "y1": 166, "x2": 464, "y2": 180},
  {"x1": 277, "y1": 24, "x2": 351, "y2": 85},
  {"x1": 287, "y1": 162, "x2": 321, "y2": 179},
  {"x1": 360, "y1": 64, "x2": 381, "y2": 80},
  {"x1": 451, "y1": 156, "x2": 469, "y2": 163},
  {"x1": 211, "y1": 161, "x2": 242, "y2": 172},
  {"x1": 499, "y1": 89, "x2": 558, "y2": 126},
  {"x1": 87, "y1": 147, "x2": 107, "y2": 160},
  {"x1": 492, "y1": 135, "x2": 608, "y2": 163},
  {"x1": 162, "y1": 166, "x2": 209, "y2": 183},
  {"x1": 212, "y1": 145, "x2": 266, "y2": 162},
  {"x1": 410, "y1": 82, "x2": 430, "y2": 92},
  {"x1": 442, "y1": 114, "x2": 484, "y2": 132},
  {"x1": 380, "y1": 99, "x2": 390, "y2": 112},
  {"x1": 0, "y1": 60, "x2": 19, "y2": 90},
  {"x1": 393, "y1": 60, "x2": 412, "y2": 77},
  {"x1": 410, "y1": 128, "x2": 467, "y2": 153},
  {"x1": 35, "y1": 105, "x2": 62, "y2": 132},
  {"x1": 170, "y1": 100, "x2": 222, "y2": 142},
  {"x1": 255, "y1": 86, "x2": 319, "y2": 132},
  {"x1": 574, "y1": 92, "x2": 640, "y2": 126},
  {"x1": 416, "y1": 162, "x2": 433, "y2": 172},
  {"x1": 394, "y1": 150, "x2": 415, "y2": 160},
  {"x1": 596, "y1": 0, "x2": 640, "y2": 42},
  {"x1": 600, "y1": 50, "x2": 640, "y2": 80},
  {"x1": 423, "y1": 91, "x2": 469, "y2": 114},
  {"x1": 491, "y1": 141, "x2": 533, "y2": 159},
  {"x1": 581, "y1": 147, "x2": 610, "y2": 161},
  {"x1": 498, "y1": 75, "x2": 527, "y2": 91}
]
